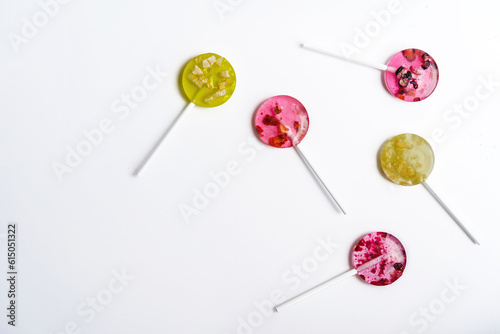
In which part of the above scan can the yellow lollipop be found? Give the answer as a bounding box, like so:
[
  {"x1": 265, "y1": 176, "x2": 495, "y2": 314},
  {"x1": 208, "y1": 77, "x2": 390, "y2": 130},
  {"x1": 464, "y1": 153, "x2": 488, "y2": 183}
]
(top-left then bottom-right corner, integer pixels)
[
  {"x1": 182, "y1": 53, "x2": 236, "y2": 108},
  {"x1": 135, "y1": 53, "x2": 236, "y2": 176},
  {"x1": 380, "y1": 133, "x2": 479, "y2": 245},
  {"x1": 380, "y1": 133, "x2": 434, "y2": 186}
]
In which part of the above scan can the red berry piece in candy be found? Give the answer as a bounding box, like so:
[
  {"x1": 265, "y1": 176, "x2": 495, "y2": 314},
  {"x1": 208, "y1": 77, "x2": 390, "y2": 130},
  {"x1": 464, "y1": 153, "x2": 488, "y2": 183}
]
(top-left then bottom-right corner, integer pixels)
[
  {"x1": 262, "y1": 114, "x2": 279, "y2": 126},
  {"x1": 403, "y1": 48, "x2": 416, "y2": 61},
  {"x1": 268, "y1": 134, "x2": 288, "y2": 148},
  {"x1": 256, "y1": 125, "x2": 264, "y2": 137}
]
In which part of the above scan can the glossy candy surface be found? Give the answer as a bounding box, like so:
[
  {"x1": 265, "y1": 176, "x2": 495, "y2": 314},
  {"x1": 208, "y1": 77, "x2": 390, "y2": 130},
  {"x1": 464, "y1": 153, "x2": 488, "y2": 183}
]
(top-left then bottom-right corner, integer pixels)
[
  {"x1": 385, "y1": 49, "x2": 439, "y2": 102},
  {"x1": 352, "y1": 232, "x2": 407, "y2": 286},
  {"x1": 254, "y1": 95, "x2": 309, "y2": 148},
  {"x1": 380, "y1": 133, "x2": 435, "y2": 186},
  {"x1": 181, "y1": 53, "x2": 236, "y2": 108}
]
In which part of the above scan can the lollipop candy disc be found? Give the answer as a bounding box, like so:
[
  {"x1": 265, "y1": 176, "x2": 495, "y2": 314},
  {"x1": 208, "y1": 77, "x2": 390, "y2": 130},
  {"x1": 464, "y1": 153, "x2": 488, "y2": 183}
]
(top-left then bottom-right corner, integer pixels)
[
  {"x1": 254, "y1": 95, "x2": 345, "y2": 213},
  {"x1": 254, "y1": 95, "x2": 309, "y2": 148},
  {"x1": 181, "y1": 53, "x2": 236, "y2": 108},
  {"x1": 135, "y1": 52, "x2": 235, "y2": 176},
  {"x1": 385, "y1": 49, "x2": 439, "y2": 102},
  {"x1": 273, "y1": 231, "x2": 406, "y2": 311},
  {"x1": 380, "y1": 133, "x2": 434, "y2": 186},
  {"x1": 352, "y1": 232, "x2": 407, "y2": 286}
]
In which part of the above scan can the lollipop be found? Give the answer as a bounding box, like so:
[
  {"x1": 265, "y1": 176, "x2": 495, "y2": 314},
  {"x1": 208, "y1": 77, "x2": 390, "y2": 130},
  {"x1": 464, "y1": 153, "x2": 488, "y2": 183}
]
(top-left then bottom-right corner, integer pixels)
[
  {"x1": 380, "y1": 133, "x2": 479, "y2": 244},
  {"x1": 275, "y1": 232, "x2": 406, "y2": 312},
  {"x1": 135, "y1": 53, "x2": 236, "y2": 176},
  {"x1": 255, "y1": 95, "x2": 346, "y2": 214},
  {"x1": 301, "y1": 43, "x2": 439, "y2": 102}
]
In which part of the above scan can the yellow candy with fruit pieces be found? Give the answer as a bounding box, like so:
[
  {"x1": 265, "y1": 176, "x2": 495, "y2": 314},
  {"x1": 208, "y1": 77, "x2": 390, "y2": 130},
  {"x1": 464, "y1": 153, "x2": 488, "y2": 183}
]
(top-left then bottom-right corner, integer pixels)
[
  {"x1": 181, "y1": 53, "x2": 236, "y2": 108},
  {"x1": 380, "y1": 133, "x2": 434, "y2": 186}
]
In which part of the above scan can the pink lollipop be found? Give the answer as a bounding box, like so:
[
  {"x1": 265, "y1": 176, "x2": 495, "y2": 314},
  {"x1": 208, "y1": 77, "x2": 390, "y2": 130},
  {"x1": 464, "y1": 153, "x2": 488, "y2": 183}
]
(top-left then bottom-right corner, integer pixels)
[
  {"x1": 255, "y1": 95, "x2": 309, "y2": 148},
  {"x1": 352, "y1": 232, "x2": 406, "y2": 286},
  {"x1": 302, "y1": 43, "x2": 439, "y2": 102},
  {"x1": 275, "y1": 232, "x2": 406, "y2": 312},
  {"x1": 385, "y1": 49, "x2": 438, "y2": 101},
  {"x1": 255, "y1": 95, "x2": 346, "y2": 214}
]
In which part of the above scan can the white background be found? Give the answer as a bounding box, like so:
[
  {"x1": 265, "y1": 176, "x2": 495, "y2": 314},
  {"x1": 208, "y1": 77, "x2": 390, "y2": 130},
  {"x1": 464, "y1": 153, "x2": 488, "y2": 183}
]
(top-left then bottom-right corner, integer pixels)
[{"x1": 1, "y1": 0, "x2": 500, "y2": 333}]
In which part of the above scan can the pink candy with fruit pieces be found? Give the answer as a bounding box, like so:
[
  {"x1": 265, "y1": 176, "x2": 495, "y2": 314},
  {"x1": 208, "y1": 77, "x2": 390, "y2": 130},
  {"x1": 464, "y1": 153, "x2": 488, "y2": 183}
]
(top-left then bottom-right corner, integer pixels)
[
  {"x1": 352, "y1": 232, "x2": 407, "y2": 286},
  {"x1": 385, "y1": 48, "x2": 439, "y2": 102},
  {"x1": 254, "y1": 95, "x2": 309, "y2": 148}
]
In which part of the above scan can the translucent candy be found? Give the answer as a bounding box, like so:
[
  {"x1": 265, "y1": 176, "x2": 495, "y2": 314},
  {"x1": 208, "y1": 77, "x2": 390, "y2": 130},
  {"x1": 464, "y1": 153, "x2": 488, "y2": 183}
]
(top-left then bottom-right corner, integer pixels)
[
  {"x1": 380, "y1": 133, "x2": 435, "y2": 186},
  {"x1": 254, "y1": 95, "x2": 309, "y2": 148},
  {"x1": 385, "y1": 49, "x2": 439, "y2": 102},
  {"x1": 181, "y1": 53, "x2": 236, "y2": 108},
  {"x1": 352, "y1": 232, "x2": 407, "y2": 286}
]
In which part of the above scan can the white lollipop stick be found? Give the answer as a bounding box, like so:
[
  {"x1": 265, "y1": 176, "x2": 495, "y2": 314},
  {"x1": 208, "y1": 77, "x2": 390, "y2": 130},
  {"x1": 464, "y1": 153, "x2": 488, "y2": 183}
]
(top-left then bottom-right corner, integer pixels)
[
  {"x1": 275, "y1": 255, "x2": 385, "y2": 312},
  {"x1": 275, "y1": 268, "x2": 357, "y2": 312},
  {"x1": 301, "y1": 42, "x2": 397, "y2": 72},
  {"x1": 294, "y1": 145, "x2": 347, "y2": 215},
  {"x1": 422, "y1": 181, "x2": 480, "y2": 245},
  {"x1": 135, "y1": 102, "x2": 195, "y2": 176}
]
